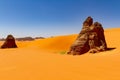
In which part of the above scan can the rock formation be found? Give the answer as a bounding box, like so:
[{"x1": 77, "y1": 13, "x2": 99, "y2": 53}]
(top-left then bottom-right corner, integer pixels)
[
  {"x1": 1, "y1": 35, "x2": 18, "y2": 48},
  {"x1": 67, "y1": 16, "x2": 107, "y2": 55},
  {"x1": 16, "y1": 37, "x2": 34, "y2": 41}
]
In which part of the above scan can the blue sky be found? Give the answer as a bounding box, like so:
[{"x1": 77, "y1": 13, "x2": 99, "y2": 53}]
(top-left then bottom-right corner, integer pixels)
[{"x1": 0, "y1": 0, "x2": 120, "y2": 38}]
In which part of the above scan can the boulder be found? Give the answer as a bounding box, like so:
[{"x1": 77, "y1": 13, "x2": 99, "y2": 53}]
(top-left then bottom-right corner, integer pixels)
[{"x1": 1, "y1": 35, "x2": 18, "y2": 48}]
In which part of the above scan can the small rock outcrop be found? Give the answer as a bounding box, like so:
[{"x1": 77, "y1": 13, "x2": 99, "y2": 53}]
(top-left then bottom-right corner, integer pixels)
[
  {"x1": 1, "y1": 35, "x2": 18, "y2": 48},
  {"x1": 16, "y1": 37, "x2": 34, "y2": 41},
  {"x1": 67, "y1": 16, "x2": 107, "y2": 55}
]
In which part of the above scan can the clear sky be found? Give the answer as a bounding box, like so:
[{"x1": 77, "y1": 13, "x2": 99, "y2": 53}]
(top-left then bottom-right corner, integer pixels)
[{"x1": 0, "y1": 0, "x2": 120, "y2": 38}]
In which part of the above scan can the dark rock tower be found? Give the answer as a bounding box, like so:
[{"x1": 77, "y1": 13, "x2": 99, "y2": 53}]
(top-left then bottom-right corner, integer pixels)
[
  {"x1": 1, "y1": 34, "x2": 18, "y2": 48},
  {"x1": 67, "y1": 16, "x2": 107, "y2": 55}
]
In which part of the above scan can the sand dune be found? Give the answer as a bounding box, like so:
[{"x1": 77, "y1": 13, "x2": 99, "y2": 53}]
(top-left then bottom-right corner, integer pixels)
[{"x1": 0, "y1": 28, "x2": 120, "y2": 80}]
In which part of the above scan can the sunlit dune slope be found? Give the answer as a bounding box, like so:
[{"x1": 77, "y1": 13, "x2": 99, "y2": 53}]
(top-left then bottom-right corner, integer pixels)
[
  {"x1": 16, "y1": 28, "x2": 120, "y2": 53},
  {"x1": 9, "y1": 34, "x2": 77, "y2": 52},
  {"x1": 0, "y1": 28, "x2": 120, "y2": 80},
  {"x1": 30, "y1": 34, "x2": 78, "y2": 51}
]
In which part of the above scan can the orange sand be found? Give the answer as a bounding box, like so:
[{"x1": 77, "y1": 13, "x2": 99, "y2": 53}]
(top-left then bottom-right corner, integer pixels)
[{"x1": 0, "y1": 28, "x2": 120, "y2": 80}]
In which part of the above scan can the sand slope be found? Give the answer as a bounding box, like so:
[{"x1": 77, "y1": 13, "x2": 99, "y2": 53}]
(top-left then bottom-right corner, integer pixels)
[{"x1": 0, "y1": 28, "x2": 120, "y2": 80}]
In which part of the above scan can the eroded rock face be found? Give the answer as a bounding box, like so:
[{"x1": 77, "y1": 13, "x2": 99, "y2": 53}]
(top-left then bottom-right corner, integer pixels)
[
  {"x1": 67, "y1": 16, "x2": 107, "y2": 55},
  {"x1": 1, "y1": 35, "x2": 17, "y2": 48},
  {"x1": 89, "y1": 22, "x2": 107, "y2": 53}
]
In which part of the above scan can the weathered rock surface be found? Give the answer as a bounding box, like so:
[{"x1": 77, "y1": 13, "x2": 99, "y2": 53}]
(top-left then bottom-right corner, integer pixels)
[
  {"x1": 1, "y1": 35, "x2": 18, "y2": 48},
  {"x1": 67, "y1": 16, "x2": 107, "y2": 55}
]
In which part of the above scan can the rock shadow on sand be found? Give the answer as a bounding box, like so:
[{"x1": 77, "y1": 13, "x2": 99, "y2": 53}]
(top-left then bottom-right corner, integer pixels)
[{"x1": 106, "y1": 47, "x2": 116, "y2": 51}]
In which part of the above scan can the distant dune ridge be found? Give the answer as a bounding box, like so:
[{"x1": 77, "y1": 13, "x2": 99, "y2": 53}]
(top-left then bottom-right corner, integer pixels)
[
  {"x1": 16, "y1": 37, "x2": 35, "y2": 41},
  {"x1": 16, "y1": 36, "x2": 45, "y2": 41},
  {"x1": 67, "y1": 16, "x2": 107, "y2": 55}
]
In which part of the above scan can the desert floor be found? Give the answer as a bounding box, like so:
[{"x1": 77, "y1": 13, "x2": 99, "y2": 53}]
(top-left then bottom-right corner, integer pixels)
[{"x1": 0, "y1": 28, "x2": 120, "y2": 80}]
